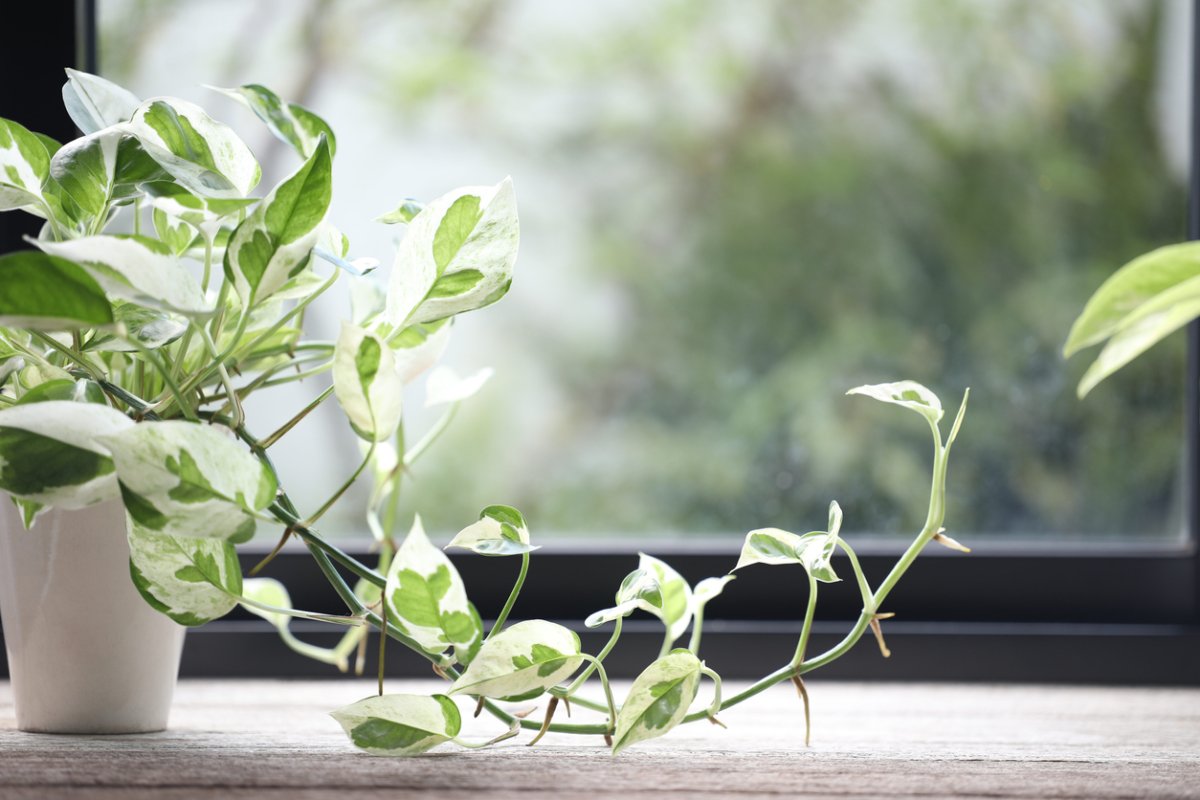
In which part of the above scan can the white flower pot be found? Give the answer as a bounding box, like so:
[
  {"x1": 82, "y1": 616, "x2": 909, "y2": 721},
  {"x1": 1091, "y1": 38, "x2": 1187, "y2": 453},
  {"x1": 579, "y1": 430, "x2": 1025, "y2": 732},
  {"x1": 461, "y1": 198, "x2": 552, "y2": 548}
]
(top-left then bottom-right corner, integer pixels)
[{"x1": 0, "y1": 498, "x2": 185, "y2": 733}]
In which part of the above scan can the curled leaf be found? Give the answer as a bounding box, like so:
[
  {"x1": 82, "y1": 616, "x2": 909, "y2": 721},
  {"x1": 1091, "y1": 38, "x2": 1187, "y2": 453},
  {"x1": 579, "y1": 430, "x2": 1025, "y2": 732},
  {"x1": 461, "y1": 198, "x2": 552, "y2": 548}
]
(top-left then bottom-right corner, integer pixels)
[
  {"x1": 846, "y1": 380, "x2": 943, "y2": 426},
  {"x1": 331, "y1": 694, "x2": 461, "y2": 757},
  {"x1": 446, "y1": 504, "x2": 538, "y2": 557}
]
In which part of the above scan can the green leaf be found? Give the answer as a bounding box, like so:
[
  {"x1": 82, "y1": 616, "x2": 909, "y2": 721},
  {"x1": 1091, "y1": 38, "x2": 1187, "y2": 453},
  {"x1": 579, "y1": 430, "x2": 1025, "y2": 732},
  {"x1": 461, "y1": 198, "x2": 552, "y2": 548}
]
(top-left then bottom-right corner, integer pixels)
[
  {"x1": 100, "y1": 420, "x2": 277, "y2": 541},
  {"x1": 36, "y1": 235, "x2": 213, "y2": 317},
  {"x1": 448, "y1": 619, "x2": 583, "y2": 700},
  {"x1": 846, "y1": 381, "x2": 943, "y2": 426},
  {"x1": 333, "y1": 322, "x2": 403, "y2": 443},
  {"x1": 127, "y1": 517, "x2": 241, "y2": 626},
  {"x1": 424, "y1": 365, "x2": 493, "y2": 407},
  {"x1": 47, "y1": 129, "x2": 119, "y2": 218},
  {"x1": 223, "y1": 137, "x2": 332, "y2": 303},
  {"x1": 733, "y1": 503, "x2": 843, "y2": 584},
  {"x1": 385, "y1": 515, "x2": 482, "y2": 662},
  {"x1": 611, "y1": 650, "x2": 702, "y2": 754},
  {"x1": 0, "y1": 117, "x2": 52, "y2": 215},
  {"x1": 209, "y1": 83, "x2": 337, "y2": 159},
  {"x1": 125, "y1": 97, "x2": 261, "y2": 198},
  {"x1": 0, "y1": 401, "x2": 133, "y2": 508},
  {"x1": 152, "y1": 206, "x2": 198, "y2": 255},
  {"x1": 1065, "y1": 242, "x2": 1200, "y2": 357},
  {"x1": 1076, "y1": 273, "x2": 1200, "y2": 397},
  {"x1": 331, "y1": 694, "x2": 460, "y2": 757},
  {"x1": 62, "y1": 69, "x2": 141, "y2": 135},
  {"x1": 385, "y1": 177, "x2": 519, "y2": 326},
  {"x1": 0, "y1": 251, "x2": 114, "y2": 329},
  {"x1": 15, "y1": 378, "x2": 105, "y2": 405},
  {"x1": 446, "y1": 504, "x2": 539, "y2": 557}
]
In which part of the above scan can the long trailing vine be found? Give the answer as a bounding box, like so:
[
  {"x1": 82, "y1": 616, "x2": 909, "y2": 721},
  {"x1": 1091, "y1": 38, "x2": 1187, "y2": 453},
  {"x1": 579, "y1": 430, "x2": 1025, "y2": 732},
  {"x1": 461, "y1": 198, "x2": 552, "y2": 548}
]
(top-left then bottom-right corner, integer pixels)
[{"x1": 0, "y1": 70, "x2": 971, "y2": 755}]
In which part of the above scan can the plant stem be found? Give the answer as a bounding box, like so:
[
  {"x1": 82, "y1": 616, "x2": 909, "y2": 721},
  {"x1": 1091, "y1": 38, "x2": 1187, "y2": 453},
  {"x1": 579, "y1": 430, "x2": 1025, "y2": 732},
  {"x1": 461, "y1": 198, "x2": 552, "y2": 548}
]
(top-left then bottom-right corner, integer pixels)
[
  {"x1": 790, "y1": 573, "x2": 818, "y2": 668},
  {"x1": 404, "y1": 403, "x2": 458, "y2": 466},
  {"x1": 487, "y1": 551, "x2": 529, "y2": 640},
  {"x1": 306, "y1": 442, "x2": 375, "y2": 526},
  {"x1": 688, "y1": 606, "x2": 705, "y2": 654},
  {"x1": 260, "y1": 385, "x2": 335, "y2": 449},
  {"x1": 657, "y1": 627, "x2": 674, "y2": 659},
  {"x1": 566, "y1": 618, "x2": 622, "y2": 695}
]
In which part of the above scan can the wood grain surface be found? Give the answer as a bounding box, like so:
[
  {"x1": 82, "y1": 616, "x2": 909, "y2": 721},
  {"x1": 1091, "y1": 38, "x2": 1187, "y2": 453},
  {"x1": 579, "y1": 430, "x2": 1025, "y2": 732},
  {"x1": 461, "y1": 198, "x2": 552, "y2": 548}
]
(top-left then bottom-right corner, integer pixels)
[{"x1": 2, "y1": 680, "x2": 1198, "y2": 798}]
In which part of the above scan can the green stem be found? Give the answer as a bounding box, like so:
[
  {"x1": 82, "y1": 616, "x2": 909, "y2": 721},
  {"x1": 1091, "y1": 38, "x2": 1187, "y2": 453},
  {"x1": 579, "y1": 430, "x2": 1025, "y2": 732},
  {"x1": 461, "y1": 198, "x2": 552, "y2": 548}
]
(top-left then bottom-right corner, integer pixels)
[
  {"x1": 688, "y1": 605, "x2": 705, "y2": 654},
  {"x1": 487, "y1": 551, "x2": 529, "y2": 640},
  {"x1": 790, "y1": 572, "x2": 818, "y2": 668},
  {"x1": 260, "y1": 385, "x2": 335, "y2": 449},
  {"x1": 700, "y1": 664, "x2": 723, "y2": 720},
  {"x1": 404, "y1": 403, "x2": 458, "y2": 466},
  {"x1": 29, "y1": 331, "x2": 102, "y2": 381},
  {"x1": 230, "y1": 272, "x2": 338, "y2": 367},
  {"x1": 576, "y1": 654, "x2": 618, "y2": 731},
  {"x1": 837, "y1": 540, "x2": 875, "y2": 614},
  {"x1": 657, "y1": 627, "x2": 675, "y2": 659},
  {"x1": 566, "y1": 617, "x2": 622, "y2": 695},
  {"x1": 306, "y1": 441, "x2": 376, "y2": 527}
]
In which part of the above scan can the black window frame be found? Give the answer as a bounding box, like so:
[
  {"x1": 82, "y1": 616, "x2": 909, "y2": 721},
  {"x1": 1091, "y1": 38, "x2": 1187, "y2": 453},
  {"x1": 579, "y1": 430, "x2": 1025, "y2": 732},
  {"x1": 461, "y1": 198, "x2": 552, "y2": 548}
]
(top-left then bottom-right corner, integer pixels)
[{"x1": 1, "y1": 0, "x2": 1197, "y2": 684}]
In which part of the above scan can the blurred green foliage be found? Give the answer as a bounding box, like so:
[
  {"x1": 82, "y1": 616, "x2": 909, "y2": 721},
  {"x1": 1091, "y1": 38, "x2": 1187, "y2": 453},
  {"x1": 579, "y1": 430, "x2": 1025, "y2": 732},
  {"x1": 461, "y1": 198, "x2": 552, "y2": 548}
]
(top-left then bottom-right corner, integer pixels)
[{"x1": 106, "y1": 0, "x2": 1186, "y2": 539}]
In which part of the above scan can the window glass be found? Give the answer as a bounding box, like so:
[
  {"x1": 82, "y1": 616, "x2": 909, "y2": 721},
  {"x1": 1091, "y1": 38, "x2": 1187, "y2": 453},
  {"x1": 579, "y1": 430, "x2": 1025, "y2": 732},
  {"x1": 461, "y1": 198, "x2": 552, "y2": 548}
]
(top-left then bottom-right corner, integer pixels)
[{"x1": 101, "y1": 0, "x2": 1188, "y2": 541}]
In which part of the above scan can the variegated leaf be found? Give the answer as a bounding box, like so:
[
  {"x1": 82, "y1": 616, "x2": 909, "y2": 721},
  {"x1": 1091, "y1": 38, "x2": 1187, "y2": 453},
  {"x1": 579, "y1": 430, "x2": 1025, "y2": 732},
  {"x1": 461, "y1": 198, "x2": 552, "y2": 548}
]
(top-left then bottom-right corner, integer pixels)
[
  {"x1": 846, "y1": 381, "x2": 943, "y2": 426},
  {"x1": 331, "y1": 694, "x2": 461, "y2": 757},
  {"x1": 386, "y1": 178, "x2": 519, "y2": 326},
  {"x1": 448, "y1": 619, "x2": 582, "y2": 700},
  {"x1": 333, "y1": 322, "x2": 403, "y2": 443},
  {"x1": 585, "y1": 565, "x2": 663, "y2": 628},
  {"x1": 0, "y1": 401, "x2": 133, "y2": 510},
  {"x1": 143, "y1": 180, "x2": 256, "y2": 244},
  {"x1": 385, "y1": 515, "x2": 483, "y2": 663},
  {"x1": 101, "y1": 420, "x2": 277, "y2": 542},
  {"x1": 62, "y1": 69, "x2": 141, "y2": 135},
  {"x1": 733, "y1": 502, "x2": 843, "y2": 584},
  {"x1": 446, "y1": 504, "x2": 538, "y2": 557},
  {"x1": 0, "y1": 251, "x2": 114, "y2": 330},
  {"x1": 223, "y1": 137, "x2": 331, "y2": 303},
  {"x1": 612, "y1": 650, "x2": 702, "y2": 754},
  {"x1": 210, "y1": 83, "x2": 337, "y2": 159},
  {"x1": 37, "y1": 235, "x2": 212, "y2": 317},
  {"x1": 127, "y1": 517, "x2": 241, "y2": 626},
  {"x1": 125, "y1": 97, "x2": 261, "y2": 198},
  {"x1": 0, "y1": 117, "x2": 51, "y2": 214},
  {"x1": 638, "y1": 553, "x2": 693, "y2": 643},
  {"x1": 692, "y1": 575, "x2": 735, "y2": 612},
  {"x1": 88, "y1": 303, "x2": 186, "y2": 352}
]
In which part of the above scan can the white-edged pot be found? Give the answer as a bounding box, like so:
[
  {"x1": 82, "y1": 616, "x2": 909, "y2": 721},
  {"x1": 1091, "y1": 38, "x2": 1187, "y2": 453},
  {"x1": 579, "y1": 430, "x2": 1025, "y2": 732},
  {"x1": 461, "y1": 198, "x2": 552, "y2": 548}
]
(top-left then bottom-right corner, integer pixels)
[{"x1": 0, "y1": 498, "x2": 185, "y2": 733}]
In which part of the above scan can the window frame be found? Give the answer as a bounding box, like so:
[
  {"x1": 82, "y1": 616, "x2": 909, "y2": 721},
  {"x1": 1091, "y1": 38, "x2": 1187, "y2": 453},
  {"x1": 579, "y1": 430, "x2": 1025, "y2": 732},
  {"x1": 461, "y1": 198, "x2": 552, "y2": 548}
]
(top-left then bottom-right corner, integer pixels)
[{"x1": 1, "y1": 0, "x2": 1197, "y2": 684}]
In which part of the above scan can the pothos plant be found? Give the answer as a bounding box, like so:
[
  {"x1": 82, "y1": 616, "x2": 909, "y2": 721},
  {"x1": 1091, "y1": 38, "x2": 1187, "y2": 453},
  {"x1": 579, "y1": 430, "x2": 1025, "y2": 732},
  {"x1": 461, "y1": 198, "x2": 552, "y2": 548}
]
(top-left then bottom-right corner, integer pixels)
[{"x1": 0, "y1": 69, "x2": 972, "y2": 756}]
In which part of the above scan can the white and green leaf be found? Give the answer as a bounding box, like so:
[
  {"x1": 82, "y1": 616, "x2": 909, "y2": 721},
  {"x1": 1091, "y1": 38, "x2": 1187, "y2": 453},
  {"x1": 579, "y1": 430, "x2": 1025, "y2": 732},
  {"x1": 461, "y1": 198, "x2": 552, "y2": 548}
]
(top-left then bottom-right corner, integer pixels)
[
  {"x1": 375, "y1": 198, "x2": 424, "y2": 225},
  {"x1": 846, "y1": 380, "x2": 943, "y2": 426},
  {"x1": 385, "y1": 177, "x2": 519, "y2": 326},
  {"x1": 385, "y1": 515, "x2": 483, "y2": 663},
  {"x1": 223, "y1": 136, "x2": 332, "y2": 303},
  {"x1": 127, "y1": 517, "x2": 241, "y2": 626},
  {"x1": 0, "y1": 117, "x2": 51, "y2": 214},
  {"x1": 125, "y1": 97, "x2": 260, "y2": 198},
  {"x1": 0, "y1": 401, "x2": 133, "y2": 511},
  {"x1": 389, "y1": 319, "x2": 451, "y2": 383},
  {"x1": 331, "y1": 694, "x2": 460, "y2": 757},
  {"x1": 637, "y1": 553, "x2": 693, "y2": 643},
  {"x1": 691, "y1": 575, "x2": 735, "y2": 614},
  {"x1": 101, "y1": 420, "x2": 277, "y2": 542},
  {"x1": 446, "y1": 504, "x2": 537, "y2": 557},
  {"x1": 210, "y1": 83, "x2": 337, "y2": 159},
  {"x1": 448, "y1": 619, "x2": 582, "y2": 700},
  {"x1": 0, "y1": 251, "x2": 113, "y2": 329},
  {"x1": 585, "y1": 565, "x2": 663, "y2": 629},
  {"x1": 62, "y1": 69, "x2": 140, "y2": 135},
  {"x1": 733, "y1": 505, "x2": 843, "y2": 584},
  {"x1": 37, "y1": 235, "x2": 212, "y2": 317},
  {"x1": 611, "y1": 650, "x2": 703, "y2": 754},
  {"x1": 333, "y1": 322, "x2": 403, "y2": 443}
]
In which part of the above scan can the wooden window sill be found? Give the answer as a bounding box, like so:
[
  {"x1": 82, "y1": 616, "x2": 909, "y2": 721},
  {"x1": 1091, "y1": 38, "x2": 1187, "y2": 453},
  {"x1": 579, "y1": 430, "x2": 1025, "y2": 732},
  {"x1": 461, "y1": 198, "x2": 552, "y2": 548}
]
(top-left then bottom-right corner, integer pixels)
[{"x1": 2, "y1": 680, "x2": 1198, "y2": 798}]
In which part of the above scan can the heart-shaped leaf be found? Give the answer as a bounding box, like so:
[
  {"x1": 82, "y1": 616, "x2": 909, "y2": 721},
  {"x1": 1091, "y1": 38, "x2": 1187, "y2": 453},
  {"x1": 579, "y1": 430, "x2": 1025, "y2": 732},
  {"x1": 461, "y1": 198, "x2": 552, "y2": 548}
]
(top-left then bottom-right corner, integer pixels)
[
  {"x1": 385, "y1": 515, "x2": 483, "y2": 664},
  {"x1": 448, "y1": 619, "x2": 583, "y2": 700},
  {"x1": 210, "y1": 83, "x2": 337, "y2": 159},
  {"x1": 224, "y1": 136, "x2": 332, "y2": 304},
  {"x1": 331, "y1": 694, "x2": 460, "y2": 757},
  {"x1": 446, "y1": 504, "x2": 538, "y2": 557},
  {"x1": 62, "y1": 69, "x2": 141, "y2": 135},
  {"x1": 734, "y1": 502, "x2": 843, "y2": 582},
  {"x1": 333, "y1": 322, "x2": 403, "y2": 442},
  {"x1": 127, "y1": 517, "x2": 242, "y2": 626},
  {"x1": 612, "y1": 650, "x2": 703, "y2": 754},
  {"x1": 386, "y1": 177, "x2": 519, "y2": 326},
  {"x1": 101, "y1": 420, "x2": 277, "y2": 542}
]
